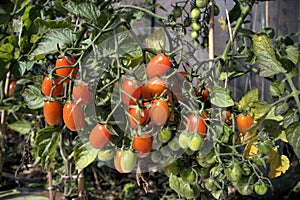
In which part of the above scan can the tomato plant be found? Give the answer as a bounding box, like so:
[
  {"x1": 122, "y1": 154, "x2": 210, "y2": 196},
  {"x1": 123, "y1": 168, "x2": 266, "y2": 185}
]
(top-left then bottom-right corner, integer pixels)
[
  {"x1": 44, "y1": 100, "x2": 63, "y2": 126},
  {"x1": 89, "y1": 124, "x2": 112, "y2": 149},
  {"x1": 63, "y1": 102, "x2": 85, "y2": 131}
]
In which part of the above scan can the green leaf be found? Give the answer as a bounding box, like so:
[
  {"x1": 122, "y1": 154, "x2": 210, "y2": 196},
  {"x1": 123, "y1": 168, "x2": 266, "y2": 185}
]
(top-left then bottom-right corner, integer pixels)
[
  {"x1": 8, "y1": 120, "x2": 32, "y2": 135},
  {"x1": 274, "y1": 102, "x2": 289, "y2": 116},
  {"x1": 270, "y1": 80, "x2": 285, "y2": 97},
  {"x1": 229, "y1": 3, "x2": 241, "y2": 22},
  {"x1": 35, "y1": 126, "x2": 61, "y2": 171},
  {"x1": 34, "y1": 18, "x2": 69, "y2": 33},
  {"x1": 22, "y1": 84, "x2": 44, "y2": 110},
  {"x1": 16, "y1": 0, "x2": 32, "y2": 13},
  {"x1": 0, "y1": 43, "x2": 14, "y2": 64},
  {"x1": 238, "y1": 88, "x2": 258, "y2": 111},
  {"x1": 282, "y1": 109, "x2": 299, "y2": 129},
  {"x1": 63, "y1": 1, "x2": 101, "y2": 21},
  {"x1": 144, "y1": 28, "x2": 166, "y2": 52},
  {"x1": 286, "y1": 122, "x2": 300, "y2": 159},
  {"x1": 169, "y1": 174, "x2": 200, "y2": 199},
  {"x1": 265, "y1": 106, "x2": 284, "y2": 121},
  {"x1": 30, "y1": 28, "x2": 76, "y2": 58},
  {"x1": 285, "y1": 45, "x2": 299, "y2": 65},
  {"x1": 22, "y1": 5, "x2": 39, "y2": 29},
  {"x1": 249, "y1": 101, "x2": 270, "y2": 120},
  {"x1": 257, "y1": 28, "x2": 275, "y2": 38},
  {"x1": 219, "y1": 71, "x2": 245, "y2": 81},
  {"x1": 210, "y1": 85, "x2": 234, "y2": 108},
  {"x1": 252, "y1": 34, "x2": 286, "y2": 77},
  {"x1": 74, "y1": 140, "x2": 99, "y2": 170}
]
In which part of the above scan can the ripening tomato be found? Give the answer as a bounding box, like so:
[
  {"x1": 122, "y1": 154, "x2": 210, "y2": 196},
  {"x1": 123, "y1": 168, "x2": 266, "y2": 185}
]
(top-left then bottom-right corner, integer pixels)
[
  {"x1": 121, "y1": 79, "x2": 142, "y2": 105},
  {"x1": 120, "y1": 150, "x2": 137, "y2": 173},
  {"x1": 55, "y1": 55, "x2": 78, "y2": 81},
  {"x1": 186, "y1": 114, "x2": 206, "y2": 137},
  {"x1": 8, "y1": 78, "x2": 17, "y2": 97},
  {"x1": 146, "y1": 53, "x2": 172, "y2": 78},
  {"x1": 222, "y1": 110, "x2": 232, "y2": 125},
  {"x1": 133, "y1": 134, "x2": 153, "y2": 154},
  {"x1": 114, "y1": 150, "x2": 124, "y2": 173},
  {"x1": 142, "y1": 77, "x2": 167, "y2": 100},
  {"x1": 236, "y1": 114, "x2": 254, "y2": 135},
  {"x1": 128, "y1": 105, "x2": 149, "y2": 129},
  {"x1": 89, "y1": 124, "x2": 112, "y2": 149},
  {"x1": 44, "y1": 100, "x2": 63, "y2": 126},
  {"x1": 150, "y1": 99, "x2": 169, "y2": 126},
  {"x1": 72, "y1": 83, "x2": 93, "y2": 105},
  {"x1": 42, "y1": 76, "x2": 63, "y2": 97},
  {"x1": 63, "y1": 102, "x2": 85, "y2": 131}
]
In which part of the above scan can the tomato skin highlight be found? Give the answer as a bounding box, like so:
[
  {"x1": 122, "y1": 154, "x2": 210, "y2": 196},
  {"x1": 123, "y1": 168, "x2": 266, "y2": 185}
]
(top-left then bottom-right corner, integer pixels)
[
  {"x1": 133, "y1": 134, "x2": 153, "y2": 154},
  {"x1": 150, "y1": 99, "x2": 169, "y2": 126},
  {"x1": 72, "y1": 83, "x2": 93, "y2": 105},
  {"x1": 128, "y1": 105, "x2": 149, "y2": 129},
  {"x1": 89, "y1": 124, "x2": 112, "y2": 149},
  {"x1": 63, "y1": 102, "x2": 85, "y2": 131},
  {"x1": 146, "y1": 53, "x2": 171, "y2": 78},
  {"x1": 121, "y1": 79, "x2": 142, "y2": 105},
  {"x1": 44, "y1": 100, "x2": 63, "y2": 126},
  {"x1": 142, "y1": 77, "x2": 167, "y2": 100},
  {"x1": 236, "y1": 114, "x2": 254, "y2": 134},
  {"x1": 186, "y1": 114, "x2": 206, "y2": 137},
  {"x1": 55, "y1": 55, "x2": 78, "y2": 81},
  {"x1": 42, "y1": 76, "x2": 63, "y2": 97}
]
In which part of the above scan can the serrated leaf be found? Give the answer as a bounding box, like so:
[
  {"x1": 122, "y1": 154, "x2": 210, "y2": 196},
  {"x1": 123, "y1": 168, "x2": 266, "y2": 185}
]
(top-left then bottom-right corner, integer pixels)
[
  {"x1": 0, "y1": 43, "x2": 14, "y2": 63},
  {"x1": 238, "y1": 88, "x2": 258, "y2": 111},
  {"x1": 249, "y1": 101, "x2": 270, "y2": 120},
  {"x1": 22, "y1": 84, "x2": 44, "y2": 109},
  {"x1": 286, "y1": 122, "x2": 300, "y2": 159},
  {"x1": 74, "y1": 141, "x2": 99, "y2": 170},
  {"x1": 210, "y1": 85, "x2": 234, "y2": 107},
  {"x1": 63, "y1": 1, "x2": 101, "y2": 21},
  {"x1": 253, "y1": 34, "x2": 286, "y2": 77},
  {"x1": 267, "y1": 147, "x2": 290, "y2": 179},
  {"x1": 285, "y1": 45, "x2": 299, "y2": 65},
  {"x1": 34, "y1": 18, "x2": 69, "y2": 33},
  {"x1": 265, "y1": 106, "x2": 284, "y2": 121},
  {"x1": 270, "y1": 80, "x2": 285, "y2": 97},
  {"x1": 144, "y1": 28, "x2": 166, "y2": 52},
  {"x1": 35, "y1": 126, "x2": 61, "y2": 171},
  {"x1": 282, "y1": 109, "x2": 299, "y2": 129},
  {"x1": 30, "y1": 29, "x2": 76, "y2": 57},
  {"x1": 8, "y1": 119, "x2": 32, "y2": 135}
]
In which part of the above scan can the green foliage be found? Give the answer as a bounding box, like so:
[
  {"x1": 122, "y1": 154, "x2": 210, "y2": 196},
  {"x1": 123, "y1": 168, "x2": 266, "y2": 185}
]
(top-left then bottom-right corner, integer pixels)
[{"x1": 74, "y1": 140, "x2": 99, "y2": 170}]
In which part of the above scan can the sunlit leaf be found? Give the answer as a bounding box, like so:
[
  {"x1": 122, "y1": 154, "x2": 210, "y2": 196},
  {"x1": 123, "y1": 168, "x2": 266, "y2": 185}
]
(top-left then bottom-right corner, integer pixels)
[
  {"x1": 267, "y1": 147, "x2": 290, "y2": 179},
  {"x1": 8, "y1": 119, "x2": 32, "y2": 135},
  {"x1": 63, "y1": 1, "x2": 101, "y2": 21},
  {"x1": 144, "y1": 28, "x2": 166, "y2": 53},
  {"x1": 22, "y1": 84, "x2": 44, "y2": 110},
  {"x1": 74, "y1": 140, "x2": 99, "y2": 170},
  {"x1": 169, "y1": 174, "x2": 200, "y2": 199},
  {"x1": 252, "y1": 34, "x2": 286, "y2": 77},
  {"x1": 238, "y1": 88, "x2": 258, "y2": 111},
  {"x1": 244, "y1": 142, "x2": 259, "y2": 158},
  {"x1": 210, "y1": 85, "x2": 234, "y2": 108},
  {"x1": 285, "y1": 45, "x2": 299, "y2": 65},
  {"x1": 286, "y1": 122, "x2": 300, "y2": 159}
]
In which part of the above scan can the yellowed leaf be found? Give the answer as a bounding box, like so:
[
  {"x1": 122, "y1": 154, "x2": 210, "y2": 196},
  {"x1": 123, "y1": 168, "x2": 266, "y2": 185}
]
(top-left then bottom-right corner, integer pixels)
[
  {"x1": 244, "y1": 142, "x2": 259, "y2": 158},
  {"x1": 267, "y1": 148, "x2": 290, "y2": 179}
]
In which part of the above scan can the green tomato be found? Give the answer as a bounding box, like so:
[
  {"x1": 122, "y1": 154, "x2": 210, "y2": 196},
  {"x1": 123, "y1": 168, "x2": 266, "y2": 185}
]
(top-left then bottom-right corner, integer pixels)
[
  {"x1": 184, "y1": 17, "x2": 192, "y2": 27},
  {"x1": 258, "y1": 140, "x2": 273, "y2": 154},
  {"x1": 164, "y1": 160, "x2": 180, "y2": 177},
  {"x1": 120, "y1": 150, "x2": 137, "y2": 173},
  {"x1": 188, "y1": 133, "x2": 203, "y2": 151},
  {"x1": 254, "y1": 181, "x2": 268, "y2": 195},
  {"x1": 214, "y1": 5, "x2": 220, "y2": 16},
  {"x1": 151, "y1": 151, "x2": 162, "y2": 163},
  {"x1": 173, "y1": 6, "x2": 182, "y2": 18},
  {"x1": 192, "y1": 21, "x2": 201, "y2": 31},
  {"x1": 97, "y1": 148, "x2": 115, "y2": 161},
  {"x1": 191, "y1": 8, "x2": 201, "y2": 19},
  {"x1": 179, "y1": 131, "x2": 190, "y2": 149},
  {"x1": 196, "y1": 155, "x2": 212, "y2": 168},
  {"x1": 210, "y1": 166, "x2": 222, "y2": 178},
  {"x1": 242, "y1": 163, "x2": 251, "y2": 176},
  {"x1": 225, "y1": 163, "x2": 243, "y2": 183},
  {"x1": 196, "y1": 0, "x2": 209, "y2": 8},
  {"x1": 168, "y1": 137, "x2": 180, "y2": 151},
  {"x1": 185, "y1": 148, "x2": 196, "y2": 155},
  {"x1": 160, "y1": 145, "x2": 172, "y2": 157},
  {"x1": 191, "y1": 30, "x2": 199, "y2": 39},
  {"x1": 157, "y1": 128, "x2": 172, "y2": 143},
  {"x1": 180, "y1": 167, "x2": 197, "y2": 183},
  {"x1": 236, "y1": 176, "x2": 254, "y2": 196},
  {"x1": 205, "y1": 178, "x2": 218, "y2": 192}
]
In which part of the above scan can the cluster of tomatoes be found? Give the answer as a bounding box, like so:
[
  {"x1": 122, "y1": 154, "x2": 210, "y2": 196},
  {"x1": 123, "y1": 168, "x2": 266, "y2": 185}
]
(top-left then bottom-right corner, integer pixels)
[
  {"x1": 42, "y1": 55, "x2": 93, "y2": 132},
  {"x1": 87, "y1": 52, "x2": 212, "y2": 173}
]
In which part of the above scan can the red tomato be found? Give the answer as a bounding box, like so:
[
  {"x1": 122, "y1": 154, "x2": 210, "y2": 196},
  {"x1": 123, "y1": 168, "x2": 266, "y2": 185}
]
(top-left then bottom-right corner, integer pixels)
[
  {"x1": 121, "y1": 79, "x2": 142, "y2": 105},
  {"x1": 42, "y1": 76, "x2": 63, "y2": 97},
  {"x1": 186, "y1": 114, "x2": 206, "y2": 137},
  {"x1": 146, "y1": 53, "x2": 172, "y2": 78},
  {"x1": 63, "y1": 102, "x2": 85, "y2": 131},
  {"x1": 169, "y1": 71, "x2": 189, "y2": 102},
  {"x1": 142, "y1": 77, "x2": 167, "y2": 100},
  {"x1": 133, "y1": 134, "x2": 153, "y2": 154},
  {"x1": 72, "y1": 83, "x2": 93, "y2": 105},
  {"x1": 150, "y1": 99, "x2": 169, "y2": 126},
  {"x1": 128, "y1": 104, "x2": 149, "y2": 129},
  {"x1": 55, "y1": 55, "x2": 78, "y2": 81},
  {"x1": 236, "y1": 114, "x2": 254, "y2": 135},
  {"x1": 89, "y1": 124, "x2": 112, "y2": 149},
  {"x1": 8, "y1": 78, "x2": 17, "y2": 97},
  {"x1": 44, "y1": 100, "x2": 63, "y2": 126}
]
